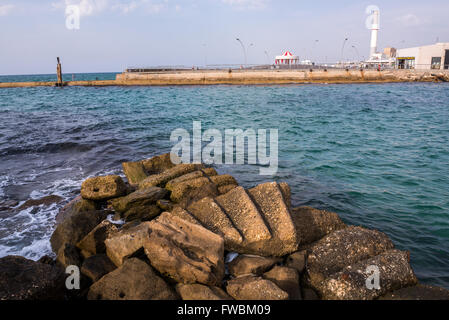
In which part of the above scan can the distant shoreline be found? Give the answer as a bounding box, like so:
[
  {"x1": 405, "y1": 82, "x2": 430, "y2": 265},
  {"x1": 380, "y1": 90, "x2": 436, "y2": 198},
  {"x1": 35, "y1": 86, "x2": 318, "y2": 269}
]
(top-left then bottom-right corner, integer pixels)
[{"x1": 1, "y1": 69, "x2": 448, "y2": 88}]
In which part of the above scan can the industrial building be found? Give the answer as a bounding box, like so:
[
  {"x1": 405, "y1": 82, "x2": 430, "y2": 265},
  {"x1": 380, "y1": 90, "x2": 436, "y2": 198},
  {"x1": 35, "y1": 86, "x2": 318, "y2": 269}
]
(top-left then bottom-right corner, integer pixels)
[{"x1": 396, "y1": 43, "x2": 449, "y2": 70}]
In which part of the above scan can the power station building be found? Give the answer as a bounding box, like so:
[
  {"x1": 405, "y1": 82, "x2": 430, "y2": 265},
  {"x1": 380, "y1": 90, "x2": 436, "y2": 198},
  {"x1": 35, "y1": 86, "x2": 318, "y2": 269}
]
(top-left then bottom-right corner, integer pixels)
[{"x1": 396, "y1": 43, "x2": 449, "y2": 70}]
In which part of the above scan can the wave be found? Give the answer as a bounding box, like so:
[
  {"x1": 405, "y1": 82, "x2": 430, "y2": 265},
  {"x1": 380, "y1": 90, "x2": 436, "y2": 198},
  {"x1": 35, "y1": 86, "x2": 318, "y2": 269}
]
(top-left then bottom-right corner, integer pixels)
[{"x1": 0, "y1": 142, "x2": 95, "y2": 156}]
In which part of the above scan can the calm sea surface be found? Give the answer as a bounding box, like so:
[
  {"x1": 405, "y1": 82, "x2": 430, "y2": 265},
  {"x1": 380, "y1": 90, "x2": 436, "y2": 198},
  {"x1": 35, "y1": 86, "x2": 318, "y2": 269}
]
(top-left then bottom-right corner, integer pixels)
[{"x1": 1, "y1": 73, "x2": 448, "y2": 289}]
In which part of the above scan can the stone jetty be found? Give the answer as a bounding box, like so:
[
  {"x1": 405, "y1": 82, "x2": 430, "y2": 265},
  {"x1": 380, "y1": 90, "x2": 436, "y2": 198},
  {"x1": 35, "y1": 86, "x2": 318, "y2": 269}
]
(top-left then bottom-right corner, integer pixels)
[
  {"x1": 1, "y1": 69, "x2": 449, "y2": 88},
  {"x1": 1, "y1": 153, "x2": 449, "y2": 300}
]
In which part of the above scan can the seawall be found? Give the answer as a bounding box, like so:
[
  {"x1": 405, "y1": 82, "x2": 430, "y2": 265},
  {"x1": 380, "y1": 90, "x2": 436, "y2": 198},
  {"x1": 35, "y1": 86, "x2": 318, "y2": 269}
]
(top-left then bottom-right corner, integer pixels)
[{"x1": 1, "y1": 69, "x2": 449, "y2": 88}]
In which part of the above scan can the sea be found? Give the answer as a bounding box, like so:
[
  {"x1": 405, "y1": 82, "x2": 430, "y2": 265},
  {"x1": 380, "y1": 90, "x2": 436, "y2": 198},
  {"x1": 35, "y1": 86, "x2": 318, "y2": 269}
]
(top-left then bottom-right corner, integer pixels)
[{"x1": 0, "y1": 72, "x2": 448, "y2": 289}]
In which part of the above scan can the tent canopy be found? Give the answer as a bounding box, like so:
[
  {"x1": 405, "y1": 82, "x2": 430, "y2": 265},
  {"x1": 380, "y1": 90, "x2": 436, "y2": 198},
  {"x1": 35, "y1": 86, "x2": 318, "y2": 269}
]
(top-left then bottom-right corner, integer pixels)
[{"x1": 275, "y1": 51, "x2": 299, "y2": 64}]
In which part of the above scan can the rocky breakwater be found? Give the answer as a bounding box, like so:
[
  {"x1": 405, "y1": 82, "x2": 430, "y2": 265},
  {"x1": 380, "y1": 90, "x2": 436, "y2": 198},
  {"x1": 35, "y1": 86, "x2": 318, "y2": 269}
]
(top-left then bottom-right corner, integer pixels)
[{"x1": 1, "y1": 152, "x2": 449, "y2": 300}]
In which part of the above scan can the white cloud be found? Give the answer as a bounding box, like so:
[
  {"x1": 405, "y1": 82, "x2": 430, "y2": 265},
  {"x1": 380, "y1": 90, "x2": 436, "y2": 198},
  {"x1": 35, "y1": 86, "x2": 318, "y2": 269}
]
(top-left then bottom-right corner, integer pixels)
[
  {"x1": 51, "y1": 0, "x2": 166, "y2": 16},
  {"x1": 222, "y1": 0, "x2": 268, "y2": 10},
  {"x1": 0, "y1": 4, "x2": 14, "y2": 16}
]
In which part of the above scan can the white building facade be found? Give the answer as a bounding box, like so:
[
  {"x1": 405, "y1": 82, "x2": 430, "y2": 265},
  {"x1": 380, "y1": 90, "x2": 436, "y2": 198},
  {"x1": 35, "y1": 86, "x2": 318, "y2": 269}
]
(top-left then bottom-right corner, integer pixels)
[{"x1": 396, "y1": 43, "x2": 449, "y2": 70}]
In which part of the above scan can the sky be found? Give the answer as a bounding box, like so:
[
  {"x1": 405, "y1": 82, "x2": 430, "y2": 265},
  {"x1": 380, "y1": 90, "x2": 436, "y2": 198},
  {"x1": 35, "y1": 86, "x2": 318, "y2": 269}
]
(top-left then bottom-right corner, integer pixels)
[{"x1": 0, "y1": 0, "x2": 448, "y2": 75}]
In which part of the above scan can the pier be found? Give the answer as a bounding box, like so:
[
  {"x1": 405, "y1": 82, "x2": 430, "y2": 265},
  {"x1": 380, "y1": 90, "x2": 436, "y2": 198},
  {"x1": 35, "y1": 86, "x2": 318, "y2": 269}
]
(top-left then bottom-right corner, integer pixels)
[{"x1": 1, "y1": 69, "x2": 449, "y2": 88}]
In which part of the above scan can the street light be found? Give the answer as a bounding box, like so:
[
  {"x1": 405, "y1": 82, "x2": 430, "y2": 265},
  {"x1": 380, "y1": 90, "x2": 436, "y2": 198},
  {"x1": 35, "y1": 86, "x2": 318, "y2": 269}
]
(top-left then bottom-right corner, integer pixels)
[
  {"x1": 236, "y1": 38, "x2": 247, "y2": 67},
  {"x1": 341, "y1": 37, "x2": 349, "y2": 67},
  {"x1": 352, "y1": 45, "x2": 361, "y2": 62},
  {"x1": 202, "y1": 43, "x2": 207, "y2": 68},
  {"x1": 264, "y1": 50, "x2": 271, "y2": 65}
]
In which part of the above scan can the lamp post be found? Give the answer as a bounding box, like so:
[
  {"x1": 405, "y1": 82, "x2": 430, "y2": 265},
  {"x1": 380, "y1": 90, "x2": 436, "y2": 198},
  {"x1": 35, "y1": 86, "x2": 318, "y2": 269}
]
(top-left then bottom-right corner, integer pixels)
[
  {"x1": 312, "y1": 40, "x2": 319, "y2": 64},
  {"x1": 236, "y1": 38, "x2": 247, "y2": 67},
  {"x1": 202, "y1": 43, "x2": 207, "y2": 68},
  {"x1": 264, "y1": 50, "x2": 271, "y2": 65},
  {"x1": 341, "y1": 37, "x2": 349, "y2": 68},
  {"x1": 352, "y1": 45, "x2": 361, "y2": 62}
]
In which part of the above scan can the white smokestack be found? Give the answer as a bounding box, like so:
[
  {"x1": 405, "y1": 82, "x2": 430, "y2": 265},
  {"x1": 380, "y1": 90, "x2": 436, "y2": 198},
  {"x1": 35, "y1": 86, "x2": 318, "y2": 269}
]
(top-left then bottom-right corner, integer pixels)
[{"x1": 369, "y1": 10, "x2": 380, "y2": 59}]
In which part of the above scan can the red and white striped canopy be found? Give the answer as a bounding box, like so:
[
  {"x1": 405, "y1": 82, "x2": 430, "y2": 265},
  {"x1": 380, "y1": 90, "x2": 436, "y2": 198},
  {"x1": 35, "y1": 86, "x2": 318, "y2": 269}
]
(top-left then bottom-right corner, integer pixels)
[{"x1": 275, "y1": 51, "x2": 299, "y2": 64}]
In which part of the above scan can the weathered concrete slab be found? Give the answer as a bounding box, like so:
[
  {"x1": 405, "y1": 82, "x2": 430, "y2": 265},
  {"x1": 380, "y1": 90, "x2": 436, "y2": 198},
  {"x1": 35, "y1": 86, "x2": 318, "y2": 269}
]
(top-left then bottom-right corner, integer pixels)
[
  {"x1": 215, "y1": 186, "x2": 271, "y2": 255},
  {"x1": 278, "y1": 182, "x2": 291, "y2": 209},
  {"x1": 226, "y1": 275, "x2": 289, "y2": 300},
  {"x1": 379, "y1": 284, "x2": 449, "y2": 300},
  {"x1": 319, "y1": 249, "x2": 418, "y2": 300},
  {"x1": 306, "y1": 226, "x2": 395, "y2": 289},
  {"x1": 169, "y1": 177, "x2": 212, "y2": 203},
  {"x1": 87, "y1": 258, "x2": 177, "y2": 300},
  {"x1": 144, "y1": 212, "x2": 225, "y2": 286},
  {"x1": 104, "y1": 222, "x2": 151, "y2": 267},
  {"x1": 81, "y1": 254, "x2": 116, "y2": 283},
  {"x1": 109, "y1": 187, "x2": 167, "y2": 216},
  {"x1": 139, "y1": 164, "x2": 203, "y2": 189},
  {"x1": 122, "y1": 161, "x2": 148, "y2": 186},
  {"x1": 170, "y1": 207, "x2": 202, "y2": 225},
  {"x1": 228, "y1": 255, "x2": 280, "y2": 277},
  {"x1": 209, "y1": 174, "x2": 238, "y2": 187},
  {"x1": 292, "y1": 206, "x2": 346, "y2": 245},
  {"x1": 81, "y1": 175, "x2": 127, "y2": 201},
  {"x1": 248, "y1": 182, "x2": 298, "y2": 256},
  {"x1": 176, "y1": 284, "x2": 232, "y2": 300},
  {"x1": 263, "y1": 266, "x2": 302, "y2": 300},
  {"x1": 218, "y1": 184, "x2": 238, "y2": 195},
  {"x1": 187, "y1": 197, "x2": 243, "y2": 250},
  {"x1": 165, "y1": 171, "x2": 207, "y2": 191},
  {"x1": 141, "y1": 153, "x2": 178, "y2": 174},
  {"x1": 76, "y1": 220, "x2": 118, "y2": 255}
]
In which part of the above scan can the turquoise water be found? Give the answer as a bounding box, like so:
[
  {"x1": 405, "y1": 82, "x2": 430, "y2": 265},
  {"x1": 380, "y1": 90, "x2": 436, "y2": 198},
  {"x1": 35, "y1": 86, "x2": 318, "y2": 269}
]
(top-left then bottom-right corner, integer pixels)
[{"x1": 0, "y1": 74, "x2": 448, "y2": 289}]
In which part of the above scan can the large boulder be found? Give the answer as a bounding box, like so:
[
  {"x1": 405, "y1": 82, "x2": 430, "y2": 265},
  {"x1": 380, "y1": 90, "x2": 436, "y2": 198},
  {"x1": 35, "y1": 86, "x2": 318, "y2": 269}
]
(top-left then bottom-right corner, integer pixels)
[
  {"x1": 110, "y1": 187, "x2": 168, "y2": 214},
  {"x1": 56, "y1": 196, "x2": 98, "y2": 225},
  {"x1": 176, "y1": 284, "x2": 232, "y2": 300},
  {"x1": 169, "y1": 177, "x2": 216, "y2": 203},
  {"x1": 109, "y1": 187, "x2": 167, "y2": 221},
  {"x1": 379, "y1": 284, "x2": 449, "y2": 300},
  {"x1": 228, "y1": 255, "x2": 280, "y2": 277},
  {"x1": 215, "y1": 186, "x2": 271, "y2": 255},
  {"x1": 186, "y1": 197, "x2": 243, "y2": 251},
  {"x1": 50, "y1": 210, "x2": 109, "y2": 253},
  {"x1": 165, "y1": 170, "x2": 216, "y2": 191},
  {"x1": 247, "y1": 182, "x2": 298, "y2": 256},
  {"x1": 139, "y1": 164, "x2": 204, "y2": 189},
  {"x1": 319, "y1": 249, "x2": 418, "y2": 300},
  {"x1": 291, "y1": 206, "x2": 346, "y2": 245},
  {"x1": 122, "y1": 161, "x2": 148, "y2": 186},
  {"x1": 144, "y1": 212, "x2": 225, "y2": 286},
  {"x1": 87, "y1": 258, "x2": 177, "y2": 300},
  {"x1": 104, "y1": 222, "x2": 152, "y2": 267},
  {"x1": 0, "y1": 256, "x2": 65, "y2": 300},
  {"x1": 263, "y1": 266, "x2": 302, "y2": 300},
  {"x1": 285, "y1": 250, "x2": 306, "y2": 274},
  {"x1": 56, "y1": 243, "x2": 82, "y2": 269},
  {"x1": 306, "y1": 226, "x2": 394, "y2": 289},
  {"x1": 81, "y1": 175, "x2": 127, "y2": 201},
  {"x1": 76, "y1": 220, "x2": 118, "y2": 256},
  {"x1": 141, "y1": 153, "x2": 178, "y2": 174},
  {"x1": 81, "y1": 254, "x2": 117, "y2": 283},
  {"x1": 226, "y1": 275, "x2": 289, "y2": 300}
]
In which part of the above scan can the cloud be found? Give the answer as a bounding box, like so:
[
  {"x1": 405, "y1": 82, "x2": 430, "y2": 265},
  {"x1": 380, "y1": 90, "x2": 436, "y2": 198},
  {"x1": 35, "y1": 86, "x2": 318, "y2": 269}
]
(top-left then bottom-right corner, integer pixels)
[
  {"x1": 0, "y1": 4, "x2": 14, "y2": 16},
  {"x1": 222, "y1": 0, "x2": 268, "y2": 10},
  {"x1": 51, "y1": 0, "x2": 167, "y2": 16},
  {"x1": 396, "y1": 14, "x2": 425, "y2": 27}
]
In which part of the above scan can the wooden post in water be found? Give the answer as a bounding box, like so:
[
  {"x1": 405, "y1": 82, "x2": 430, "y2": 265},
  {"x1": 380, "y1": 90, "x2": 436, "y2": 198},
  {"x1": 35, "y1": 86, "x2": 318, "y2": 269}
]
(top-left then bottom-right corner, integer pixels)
[{"x1": 56, "y1": 57, "x2": 63, "y2": 87}]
